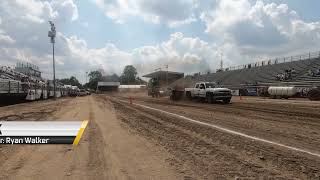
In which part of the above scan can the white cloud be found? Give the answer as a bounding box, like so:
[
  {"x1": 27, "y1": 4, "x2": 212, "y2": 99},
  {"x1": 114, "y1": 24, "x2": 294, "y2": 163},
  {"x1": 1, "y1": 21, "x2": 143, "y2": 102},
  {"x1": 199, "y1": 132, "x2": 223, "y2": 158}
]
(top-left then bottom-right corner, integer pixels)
[
  {"x1": 2, "y1": 0, "x2": 320, "y2": 84},
  {"x1": 0, "y1": 0, "x2": 220, "y2": 82},
  {"x1": 50, "y1": 31, "x2": 219, "y2": 79},
  {"x1": 201, "y1": 0, "x2": 320, "y2": 60},
  {"x1": 131, "y1": 32, "x2": 219, "y2": 75},
  {"x1": 51, "y1": 0, "x2": 79, "y2": 21},
  {"x1": 0, "y1": 0, "x2": 79, "y2": 76},
  {"x1": 0, "y1": 34, "x2": 15, "y2": 44},
  {"x1": 94, "y1": 0, "x2": 198, "y2": 27}
]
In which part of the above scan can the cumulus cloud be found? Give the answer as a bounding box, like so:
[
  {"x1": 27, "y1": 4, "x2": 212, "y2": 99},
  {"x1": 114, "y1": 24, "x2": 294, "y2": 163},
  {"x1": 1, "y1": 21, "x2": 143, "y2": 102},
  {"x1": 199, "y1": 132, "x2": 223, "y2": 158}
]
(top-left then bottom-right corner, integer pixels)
[
  {"x1": 51, "y1": 0, "x2": 79, "y2": 21},
  {"x1": 201, "y1": 0, "x2": 320, "y2": 59},
  {"x1": 94, "y1": 0, "x2": 198, "y2": 27},
  {"x1": 0, "y1": 0, "x2": 79, "y2": 77},
  {"x1": 54, "y1": 32, "x2": 219, "y2": 79},
  {"x1": 0, "y1": 34, "x2": 15, "y2": 44},
  {"x1": 132, "y1": 32, "x2": 219, "y2": 75},
  {"x1": 2, "y1": 0, "x2": 320, "y2": 84},
  {"x1": 0, "y1": 0, "x2": 220, "y2": 82}
]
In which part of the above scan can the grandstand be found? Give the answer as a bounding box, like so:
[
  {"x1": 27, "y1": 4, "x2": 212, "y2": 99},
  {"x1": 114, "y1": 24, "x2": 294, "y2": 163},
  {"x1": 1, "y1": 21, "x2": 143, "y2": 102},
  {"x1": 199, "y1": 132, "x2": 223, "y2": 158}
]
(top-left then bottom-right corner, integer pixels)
[{"x1": 170, "y1": 51, "x2": 320, "y2": 89}]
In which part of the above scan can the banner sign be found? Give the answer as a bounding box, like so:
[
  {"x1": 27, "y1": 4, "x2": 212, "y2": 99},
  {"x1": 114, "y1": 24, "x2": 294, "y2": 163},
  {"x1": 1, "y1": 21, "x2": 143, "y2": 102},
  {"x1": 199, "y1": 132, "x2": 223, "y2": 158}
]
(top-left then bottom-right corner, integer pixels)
[
  {"x1": 0, "y1": 121, "x2": 88, "y2": 145},
  {"x1": 231, "y1": 90, "x2": 239, "y2": 96},
  {"x1": 246, "y1": 88, "x2": 257, "y2": 96}
]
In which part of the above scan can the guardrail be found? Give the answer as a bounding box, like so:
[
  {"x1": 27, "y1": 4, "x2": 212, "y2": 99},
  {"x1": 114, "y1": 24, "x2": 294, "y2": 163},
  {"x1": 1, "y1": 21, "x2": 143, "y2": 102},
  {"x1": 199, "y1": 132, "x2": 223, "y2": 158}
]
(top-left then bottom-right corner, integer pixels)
[
  {"x1": 187, "y1": 50, "x2": 320, "y2": 76},
  {"x1": 221, "y1": 80, "x2": 320, "y2": 89},
  {"x1": 221, "y1": 51, "x2": 320, "y2": 72}
]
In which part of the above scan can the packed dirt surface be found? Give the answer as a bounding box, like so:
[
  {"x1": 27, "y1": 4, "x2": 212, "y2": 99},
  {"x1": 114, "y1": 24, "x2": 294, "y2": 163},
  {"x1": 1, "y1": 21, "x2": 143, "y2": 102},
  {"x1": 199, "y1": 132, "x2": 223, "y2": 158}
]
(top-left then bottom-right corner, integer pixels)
[
  {"x1": 111, "y1": 92, "x2": 320, "y2": 179},
  {"x1": 1, "y1": 93, "x2": 320, "y2": 179},
  {"x1": 0, "y1": 96, "x2": 181, "y2": 180}
]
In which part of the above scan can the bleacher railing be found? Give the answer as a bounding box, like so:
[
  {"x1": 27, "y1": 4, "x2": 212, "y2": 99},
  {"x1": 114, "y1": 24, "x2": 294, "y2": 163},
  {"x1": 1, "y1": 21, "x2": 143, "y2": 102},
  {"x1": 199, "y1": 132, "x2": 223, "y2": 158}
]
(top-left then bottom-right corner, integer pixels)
[
  {"x1": 220, "y1": 51, "x2": 320, "y2": 72},
  {"x1": 190, "y1": 51, "x2": 320, "y2": 76}
]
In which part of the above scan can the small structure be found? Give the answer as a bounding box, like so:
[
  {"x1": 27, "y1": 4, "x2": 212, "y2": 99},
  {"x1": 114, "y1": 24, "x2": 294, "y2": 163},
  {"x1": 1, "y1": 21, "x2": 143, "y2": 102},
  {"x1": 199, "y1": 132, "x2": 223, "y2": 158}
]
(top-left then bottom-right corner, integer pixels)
[
  {"x1": 97, "y1": 82, "x2": 120, "y2": 92},
  {"x1": 118, "y1": 85, "x2": 147, "y2": 92},
  {"x1": 143, "y1": 70, "x2": 184, "y2": 97},
  {"x1": 142, "y1": 71, "x2": 184, "y2": 86},
  {"x1": 119, "y1": 85, "x2": 146, "y2": 89}
]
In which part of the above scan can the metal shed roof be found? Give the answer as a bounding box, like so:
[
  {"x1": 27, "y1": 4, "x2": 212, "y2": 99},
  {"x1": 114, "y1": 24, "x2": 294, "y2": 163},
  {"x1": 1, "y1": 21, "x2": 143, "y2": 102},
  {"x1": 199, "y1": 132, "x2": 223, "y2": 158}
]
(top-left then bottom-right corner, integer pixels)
[
  {"x1": 97, "y1": 82, "x2": 120, "y2": 86},
  {"x1": 142, "y1": 71, "x2": 184, "y2": 79}
]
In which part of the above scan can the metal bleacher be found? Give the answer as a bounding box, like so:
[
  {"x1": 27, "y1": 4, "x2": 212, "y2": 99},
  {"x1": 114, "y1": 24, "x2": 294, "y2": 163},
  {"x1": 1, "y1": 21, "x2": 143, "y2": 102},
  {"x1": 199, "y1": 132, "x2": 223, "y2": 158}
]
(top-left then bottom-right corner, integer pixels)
[{"x1": 170, "y1": 51, "x2": 320, "y2": 88}]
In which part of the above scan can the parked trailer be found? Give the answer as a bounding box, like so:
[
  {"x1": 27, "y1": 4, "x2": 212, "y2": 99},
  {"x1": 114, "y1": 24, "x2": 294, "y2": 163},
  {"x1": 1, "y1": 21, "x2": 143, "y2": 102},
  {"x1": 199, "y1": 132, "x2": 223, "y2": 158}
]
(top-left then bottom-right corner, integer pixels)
[
  {"x1": 0, "y1": 78, "x2": 79, "y2": 105},
  {"x1": 268, "y1": 86, "x2": 298, "y2": 99},
  {"x1": 0, "y1": 79, "x2": 48, "y2": 102}
]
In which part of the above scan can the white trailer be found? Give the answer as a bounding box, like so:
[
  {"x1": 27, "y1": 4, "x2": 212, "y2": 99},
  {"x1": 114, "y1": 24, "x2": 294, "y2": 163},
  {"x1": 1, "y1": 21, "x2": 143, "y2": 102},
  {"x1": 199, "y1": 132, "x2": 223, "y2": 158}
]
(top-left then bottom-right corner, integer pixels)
[{"x1": 268, "y1": 86, "x2": 298, "y2": 99}]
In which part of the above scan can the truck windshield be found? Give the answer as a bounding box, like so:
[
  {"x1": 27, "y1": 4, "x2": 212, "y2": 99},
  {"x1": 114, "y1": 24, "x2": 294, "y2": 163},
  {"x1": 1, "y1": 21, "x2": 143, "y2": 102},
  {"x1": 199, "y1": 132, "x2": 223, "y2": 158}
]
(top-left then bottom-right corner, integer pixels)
[{"x1": 205, "y1": 83, "x2": 216, "y2": 88}]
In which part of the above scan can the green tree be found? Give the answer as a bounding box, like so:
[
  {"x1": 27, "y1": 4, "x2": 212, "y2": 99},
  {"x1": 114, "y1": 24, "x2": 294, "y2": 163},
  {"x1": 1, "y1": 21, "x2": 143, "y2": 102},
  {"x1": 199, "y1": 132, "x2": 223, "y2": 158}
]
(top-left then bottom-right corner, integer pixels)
[
  {"x1": 88, "y1": 70, "x2": 103, "y2": 82},
  {"x1": 59, "y1": 76, "x2": 82, "y2": 88},
  {"x1": 102, "y1": 73, "x2": 120, "y2": 82},
  {"x1": 120, "y1": 65, "x2": 138, "y2": 84},
  {"x1": 85, "y1": 70, "x2": 103, "y2": 90}
]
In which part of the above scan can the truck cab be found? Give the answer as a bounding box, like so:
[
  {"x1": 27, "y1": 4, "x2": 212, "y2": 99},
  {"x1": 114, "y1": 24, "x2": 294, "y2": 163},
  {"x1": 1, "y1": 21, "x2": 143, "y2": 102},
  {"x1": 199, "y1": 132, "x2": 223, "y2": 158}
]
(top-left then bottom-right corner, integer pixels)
[{"x1": 185, "y1": 82, "x2": 232, "y2": 104}]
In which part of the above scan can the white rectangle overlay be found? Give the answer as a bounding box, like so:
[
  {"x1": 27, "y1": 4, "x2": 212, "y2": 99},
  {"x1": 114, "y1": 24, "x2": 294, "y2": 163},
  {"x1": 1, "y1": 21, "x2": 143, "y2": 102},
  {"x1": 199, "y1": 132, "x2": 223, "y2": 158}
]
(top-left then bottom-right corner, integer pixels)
[{"x1": 0, "y1": 121, "x2": 82, "y2": 136}]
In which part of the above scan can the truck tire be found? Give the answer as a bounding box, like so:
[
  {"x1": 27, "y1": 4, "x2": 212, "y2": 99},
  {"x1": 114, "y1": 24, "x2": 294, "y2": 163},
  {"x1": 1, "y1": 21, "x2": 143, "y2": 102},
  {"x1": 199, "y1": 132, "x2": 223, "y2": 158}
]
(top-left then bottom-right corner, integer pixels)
[
  {"x1": 206, "y1": 93, "x2": 213, "y2": 104},
  {"x1": 223, "y1": 98, "x2": 231, "y2": 104},
  {"x1": 186, "y1": 91, "x2": 192, "y2": 100}
]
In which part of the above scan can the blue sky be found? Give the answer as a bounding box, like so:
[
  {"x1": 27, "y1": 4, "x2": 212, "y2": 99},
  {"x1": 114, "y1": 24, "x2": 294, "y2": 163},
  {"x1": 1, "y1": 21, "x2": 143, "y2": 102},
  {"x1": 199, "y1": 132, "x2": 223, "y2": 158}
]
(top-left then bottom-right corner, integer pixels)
[
  {"x1": 64, "y1": 0, "x2": 320, "y2": 50},
  {"x1": 64, "y1": 0, "x2": 211, "y2": 51},
  {"x1": 0, "y1": 0, "x2": 320, "y2": 82}
]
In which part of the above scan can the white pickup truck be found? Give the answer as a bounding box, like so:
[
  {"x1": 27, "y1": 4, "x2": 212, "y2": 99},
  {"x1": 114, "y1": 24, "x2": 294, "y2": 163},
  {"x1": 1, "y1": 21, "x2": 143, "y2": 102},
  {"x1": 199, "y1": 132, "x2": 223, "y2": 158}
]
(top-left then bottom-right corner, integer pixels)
[{"x1": 185, "y1": 82, "x2": 232, "y2": 104}]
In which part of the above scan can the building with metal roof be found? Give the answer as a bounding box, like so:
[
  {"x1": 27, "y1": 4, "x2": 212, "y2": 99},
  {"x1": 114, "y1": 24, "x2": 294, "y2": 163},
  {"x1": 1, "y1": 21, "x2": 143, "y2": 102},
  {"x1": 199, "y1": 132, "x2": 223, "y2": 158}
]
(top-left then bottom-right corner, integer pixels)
[
  {"x1": 97, "y1": 81, "x2": 120, "y2": 92},
  {"x1": 142, "y1": 71, "x2": 184, "y2": 87}
]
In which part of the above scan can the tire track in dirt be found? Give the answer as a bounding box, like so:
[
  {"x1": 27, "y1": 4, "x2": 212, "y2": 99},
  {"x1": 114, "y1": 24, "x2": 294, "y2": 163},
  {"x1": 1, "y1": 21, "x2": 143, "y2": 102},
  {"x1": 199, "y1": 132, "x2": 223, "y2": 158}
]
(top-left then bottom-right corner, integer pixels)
[
  {"x1": 110, "y1": 97, "x2": 320, "y2": 179},
  {"x1": 122, "y1": 96, "x2": 320, "y2": 153},
  {"x1": 127, "y1": 96, "x2": 320, "y2": 121},
  {"x1": 87, "y1": 107, "x2": 109, "y2": 179}
]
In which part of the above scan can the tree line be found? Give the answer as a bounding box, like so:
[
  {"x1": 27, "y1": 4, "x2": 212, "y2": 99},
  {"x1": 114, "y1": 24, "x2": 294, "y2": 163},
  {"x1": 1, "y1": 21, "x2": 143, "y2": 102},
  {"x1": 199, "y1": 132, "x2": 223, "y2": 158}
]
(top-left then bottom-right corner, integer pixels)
[{"x1": 58, "y1": 65, "x2": 145, "y2": 90}]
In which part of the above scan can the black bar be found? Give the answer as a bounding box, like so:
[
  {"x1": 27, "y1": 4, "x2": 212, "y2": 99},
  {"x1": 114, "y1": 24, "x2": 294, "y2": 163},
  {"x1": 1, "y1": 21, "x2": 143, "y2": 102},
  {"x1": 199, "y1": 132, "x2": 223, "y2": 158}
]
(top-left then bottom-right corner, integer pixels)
[{"x1": 0, "y1": 136, "x2": 76, "y2": 144}]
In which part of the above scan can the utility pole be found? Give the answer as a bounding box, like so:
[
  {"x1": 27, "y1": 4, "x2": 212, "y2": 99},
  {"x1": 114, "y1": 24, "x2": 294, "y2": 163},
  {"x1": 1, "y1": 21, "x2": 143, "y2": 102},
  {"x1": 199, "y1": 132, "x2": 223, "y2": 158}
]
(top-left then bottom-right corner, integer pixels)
[
  {"x1": 48, "y1": 21, "x2": 56, "y2": 99},
  {"x1": 220, "y1": 52, "x2": 223, "y2": 71}
]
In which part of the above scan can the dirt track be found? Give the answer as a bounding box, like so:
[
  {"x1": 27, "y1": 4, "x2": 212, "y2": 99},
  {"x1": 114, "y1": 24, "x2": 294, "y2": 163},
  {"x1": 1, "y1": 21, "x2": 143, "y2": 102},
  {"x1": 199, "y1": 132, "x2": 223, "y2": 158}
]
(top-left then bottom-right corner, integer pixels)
[
  {"x1": 0, "y1": 96, "x2": 180, "y2": 180},
  {"x1": 0, "y1": 94, "x2": 320, "y2": 179}
]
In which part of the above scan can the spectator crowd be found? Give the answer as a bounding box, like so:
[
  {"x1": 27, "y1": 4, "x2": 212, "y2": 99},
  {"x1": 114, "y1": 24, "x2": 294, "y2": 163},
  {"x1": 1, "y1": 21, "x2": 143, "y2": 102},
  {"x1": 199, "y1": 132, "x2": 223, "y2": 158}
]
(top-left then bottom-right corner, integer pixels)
[{"x1": 276, "y1": 68, "x2": 296, "y2": 81}]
